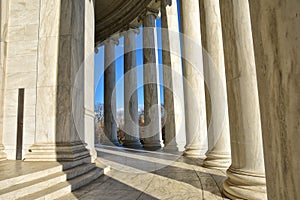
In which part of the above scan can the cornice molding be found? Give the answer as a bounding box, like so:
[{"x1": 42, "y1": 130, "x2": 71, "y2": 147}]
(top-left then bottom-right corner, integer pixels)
[{"x1": 95, "y1": 0, "x2": 153, "y2": 46}]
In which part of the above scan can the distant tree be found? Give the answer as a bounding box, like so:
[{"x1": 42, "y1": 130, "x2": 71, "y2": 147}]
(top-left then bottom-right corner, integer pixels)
[
  {"x1": 94, "y1": 102, "x2": 104, "y2": 144},
  {"x1": 94, "y1": 102, "x2": 104, "y2": 122}
]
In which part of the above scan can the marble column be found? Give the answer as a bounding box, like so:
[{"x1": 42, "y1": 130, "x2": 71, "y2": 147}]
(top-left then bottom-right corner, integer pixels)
[
  {"x1": 122, "y1": 28, "x2": 142, "y2": 149},
  {"x1": 180, "y1": 0, "x2": 208, "y2": 158},
  {"x1": 25, "y1": 0, "x2": 90, "y2": 163},
  {"x1": 161, "y1": 0, "x2": 184, "y2": 152},
  {"x1": 103, "y1": 37, "x2": 119, "y2": 146},
  {"x1": 249, "y1": 0, "x2": 300, "y2": 199},
  {"x1": 84, "y1": 0, "x2": 97, "y2": 160},
  {"x1": 0, "y1": 0, "x2": 8, "y2": 161},
  {"x1": 142, "y1": 8, "x2": 163, "y2": 150},
  {"x1": 201, "y1": 0, "x2": 231, "y2": 169},
  {"x1": 220, "y1": 0, "x2": 267, "y2": 199}
]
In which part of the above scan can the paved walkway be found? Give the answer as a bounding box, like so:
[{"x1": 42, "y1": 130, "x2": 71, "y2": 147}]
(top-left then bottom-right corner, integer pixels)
[{"x1": 62, "y1": 146, "x2": 229, "y2": 200}]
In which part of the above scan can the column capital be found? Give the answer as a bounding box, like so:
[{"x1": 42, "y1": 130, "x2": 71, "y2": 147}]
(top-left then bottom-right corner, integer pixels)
[
  {"x1": 162, "y1": 0, "x2": 172, "y2": 7},
  {"x1": 94, "y1": 47, "x2": 99, "y2": 54},
  {"x1": 121, "y1": 25, "x2": 140, "y2": 36},
  {"x1": 140, "y1": 7, "x2": 160, "y2": 20},
  {"x1": 102, "y1": 35, "x2": 120, "y2": 46}
]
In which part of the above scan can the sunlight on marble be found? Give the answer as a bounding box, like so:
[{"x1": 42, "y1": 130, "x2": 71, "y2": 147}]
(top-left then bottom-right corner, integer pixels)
[
  {"x1": 60, "y1": 146, "x2": 229, "y2": 200},
  {"x1": 96, "y1": 145, "x2": 226, "y2": 177}
]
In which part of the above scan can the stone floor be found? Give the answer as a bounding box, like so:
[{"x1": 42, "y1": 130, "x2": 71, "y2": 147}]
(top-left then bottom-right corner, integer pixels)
[
  {"x1": 61, "y1": 146, "x2": 229, "y2": 200},
  {"x1": 0, "y1": 160, "x2": 62, "y2": 182}
]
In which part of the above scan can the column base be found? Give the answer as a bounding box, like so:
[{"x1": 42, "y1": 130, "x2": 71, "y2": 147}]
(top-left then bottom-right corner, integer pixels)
[
  {"x1": 0, "y1": 144, "x2": 7, "y2": 161},
  {"x1": 183, "y1": 147, "x2": 206, "y2": 159},
  {"x1": 143, "y1": 141, "x2": 162, "y2": 151},
  {"x1": 223, "y1": 167, "x2": 267, "y2": 200},
  {"x1": 24, "y1": 142, "x2": 91, "y2": 162},
  {"x1": 203, "y1": 152, "x2": 231, "y2": 169},
  {"x1": 163, "y1": 144, "x2": 179, "y2": 153},
  {"x1": 101, "y1": 139, "x2": 122, "y2": 147},
  {"x1": 163, "y1": 139, "x2": 179, "y2": 153},
  {"x1": 123, "y1": 140, "x2": 143, "y2": 149}
]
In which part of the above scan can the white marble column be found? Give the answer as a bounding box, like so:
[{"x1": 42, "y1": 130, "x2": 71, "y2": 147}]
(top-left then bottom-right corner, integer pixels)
[
  {"x1": 161, "y1": 0, "x2": 185, "y2": 152},
  {"x1": 249, "y1": 0, "x2": 300, "y2": 199},
  {"x1": 122, "y1": 28, "x2": 142, "y2": 149},
  {"x1": 25, "y1": 0, "x2": 90, "y2": 162},
  {"x1": 202, "y1": 0, "x2": 231, "y2": 169},
  {"x1": 180, "y1": 0, "x2": 208, "y2": 158},
  {"x1": 142, "y1": 8, "x2": 163, "y2": 150},
  {"x1": 220, "y1": 0, "x2": 267, "y2": 199},
  {"x1": 103, "y1": 37, "x2": 119, "y2": 146},
  {"x1": 0, "y1": 0, "x2": 8, "y2": 161},
  {"x1": 84, "y1": 0, "x2": 97, "y2": 159}
]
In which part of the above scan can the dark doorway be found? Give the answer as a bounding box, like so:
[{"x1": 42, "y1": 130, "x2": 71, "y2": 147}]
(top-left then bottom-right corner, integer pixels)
[{"x1": 16, "y1": 88, "x2": 24, "y2": 160}]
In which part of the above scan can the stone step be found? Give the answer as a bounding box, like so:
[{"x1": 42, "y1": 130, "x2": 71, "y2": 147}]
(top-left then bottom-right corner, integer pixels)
[
  {"x1": 0, "y1": 164, "x2": 62, "y2": 190},
  {"x1": 68, "y1": 167, "x2": 104, "y2": 191},
  {"x1": 0, "y1": 172, "x2": 66, "y2": 200},
  {"x1": 17, "y1": 182, "x2": 71, "y2": 200},
  {"x1": 18, "y1": 165, "x2": 106, "y2": 200},
  {"x1": 64, "y1": 163, "x2": 96, "y2": 180},
  {"x1": 55, "y1": 193, "x2": 78, "y2": 200},
  {"x1": 60, "y1": 157, "x2": 92, "y2": 170}
]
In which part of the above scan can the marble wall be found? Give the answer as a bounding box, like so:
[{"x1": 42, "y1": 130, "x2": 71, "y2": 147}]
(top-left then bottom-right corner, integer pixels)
[
  {"x1": 2, "y1": 0, "x2": 39, "y2": 159},
  {"x1": 0, "y1": 0, "x2": 9, "y2": 160},
  {"x1": 249, "y1": 0, "x2": 300, "y2": 199}
]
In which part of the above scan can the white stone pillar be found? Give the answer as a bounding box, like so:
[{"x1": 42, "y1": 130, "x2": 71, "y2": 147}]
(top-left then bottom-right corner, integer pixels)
[
  {"x1": 0, "y1": 0, "x2": 8, "y2": 161},
  {"x1": 103, "y1": 37, "x2": 119, "y2": 146},
  {"x1": 84, "y1": 0, "x2": 97, "y2": 159},
  {"x1": 161, "y1": 0, "x2": 186, "y2": 152},
  {"x1": 202, "y1": 0, "x2": 231, "y2": 169},
  {"x1": 220, "y1": 0, "x2": 267, "y2": 199},
  {"x1": 25, "y1": 0, "x2": 90, "y2": 162},
  {"x1": 180, "y1": 0, "x2": 208, "y2": 158},
  {"x1": 122, "y1": 28, "x2": 142, "y2": 149},
  {"x1": 142, "y1": 8, "x2": 163, "y2": 150},
  {"x1": 249, "y1": 0, "x2": 300, "y2": 199}
]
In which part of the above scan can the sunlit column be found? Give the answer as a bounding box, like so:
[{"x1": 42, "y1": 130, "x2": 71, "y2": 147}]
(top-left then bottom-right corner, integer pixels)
[
  {"x1": 180, "y1": 0, "x2": 208, "y2": 158},
  {"x1": 141, "y1": 8, "x2": 163, "y2": 150},
  {"x1": 103, "y1": 37, "x2": 119, "y2": 146},
  {"x1": 250, "y1": 0, "x2": 300, "y2": 199},
  {"x1": 122, "y1": 27, "x2": 142, "y2": 149},
  {"x1": 221, "y1": 0, "x2": 267, "y2": 199},
  {"x1": 161, "y1": 0, "x2": 185, "y2": 152},
  {"x1": 202, "y1": 0, "x2": 231, "y2": 169}
]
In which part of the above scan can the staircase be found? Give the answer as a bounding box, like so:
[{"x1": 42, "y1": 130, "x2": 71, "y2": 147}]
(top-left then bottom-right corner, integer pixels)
[{"x1": 0, "y1": 161, "x2": 106, "y2": 200}]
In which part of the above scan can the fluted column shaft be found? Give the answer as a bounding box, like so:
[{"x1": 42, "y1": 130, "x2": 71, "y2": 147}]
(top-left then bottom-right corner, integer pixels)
[
  {"x1": 181, "y1": 0, "x2": 208, "y2": 158},
  {"x1": 249, "y1": 0, "x2": 300, "y2": 199},
  {"x1": 104, "y1": 38, "x2": 119, "y2": 146},
  {"x1": 161, "y1": 1, "x2": 179, "y2": 152},
  {"x1": 123, "y1": 28, "x2": 142, "y2": 148},
  {"x1": 142, "y1": 9, "x2": 163, "y2": 149},
  {"x1": 25, "y1": 0, "x2": 90, "y2": 162},
  {"x1": 84, "y1": 0, "x2": 96, "y2": 159},
  {"x1": 220, "y1": 0, "x2": 267, "y2": 199},
  {"x1": 202, "y1": 0, "x2": 231, "y2": 169}
]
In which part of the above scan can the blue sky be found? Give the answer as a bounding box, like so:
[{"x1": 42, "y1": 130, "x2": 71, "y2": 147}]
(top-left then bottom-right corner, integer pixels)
[
  {"x1": 94, "y1": 0, "x2": 181, "y2": 109},
  {"x1": 94, "y1": 19, "x2": 163, "y2": 110}
]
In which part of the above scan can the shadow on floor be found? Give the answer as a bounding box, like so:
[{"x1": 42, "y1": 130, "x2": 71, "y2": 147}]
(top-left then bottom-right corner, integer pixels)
[{"x1": 66, "y1": 146, "x2": 229, "y2": 200}]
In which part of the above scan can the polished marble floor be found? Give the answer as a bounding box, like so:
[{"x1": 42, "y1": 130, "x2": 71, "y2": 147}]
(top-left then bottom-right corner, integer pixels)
[
  {"x1": 62, "y1": 146, "x2": 229, "y2": 200},
  {"x1": 0, "y1": 160, "x2": 61, "y2": 182}
]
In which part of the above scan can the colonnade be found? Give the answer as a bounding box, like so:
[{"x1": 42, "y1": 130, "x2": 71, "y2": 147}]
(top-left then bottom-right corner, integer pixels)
[
  {"x1": 0, "y1": 0, "x2": 298, "y2": 199},
  {"x1": 99, "y1": 0, "x2": 267, "y2": 199}
]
